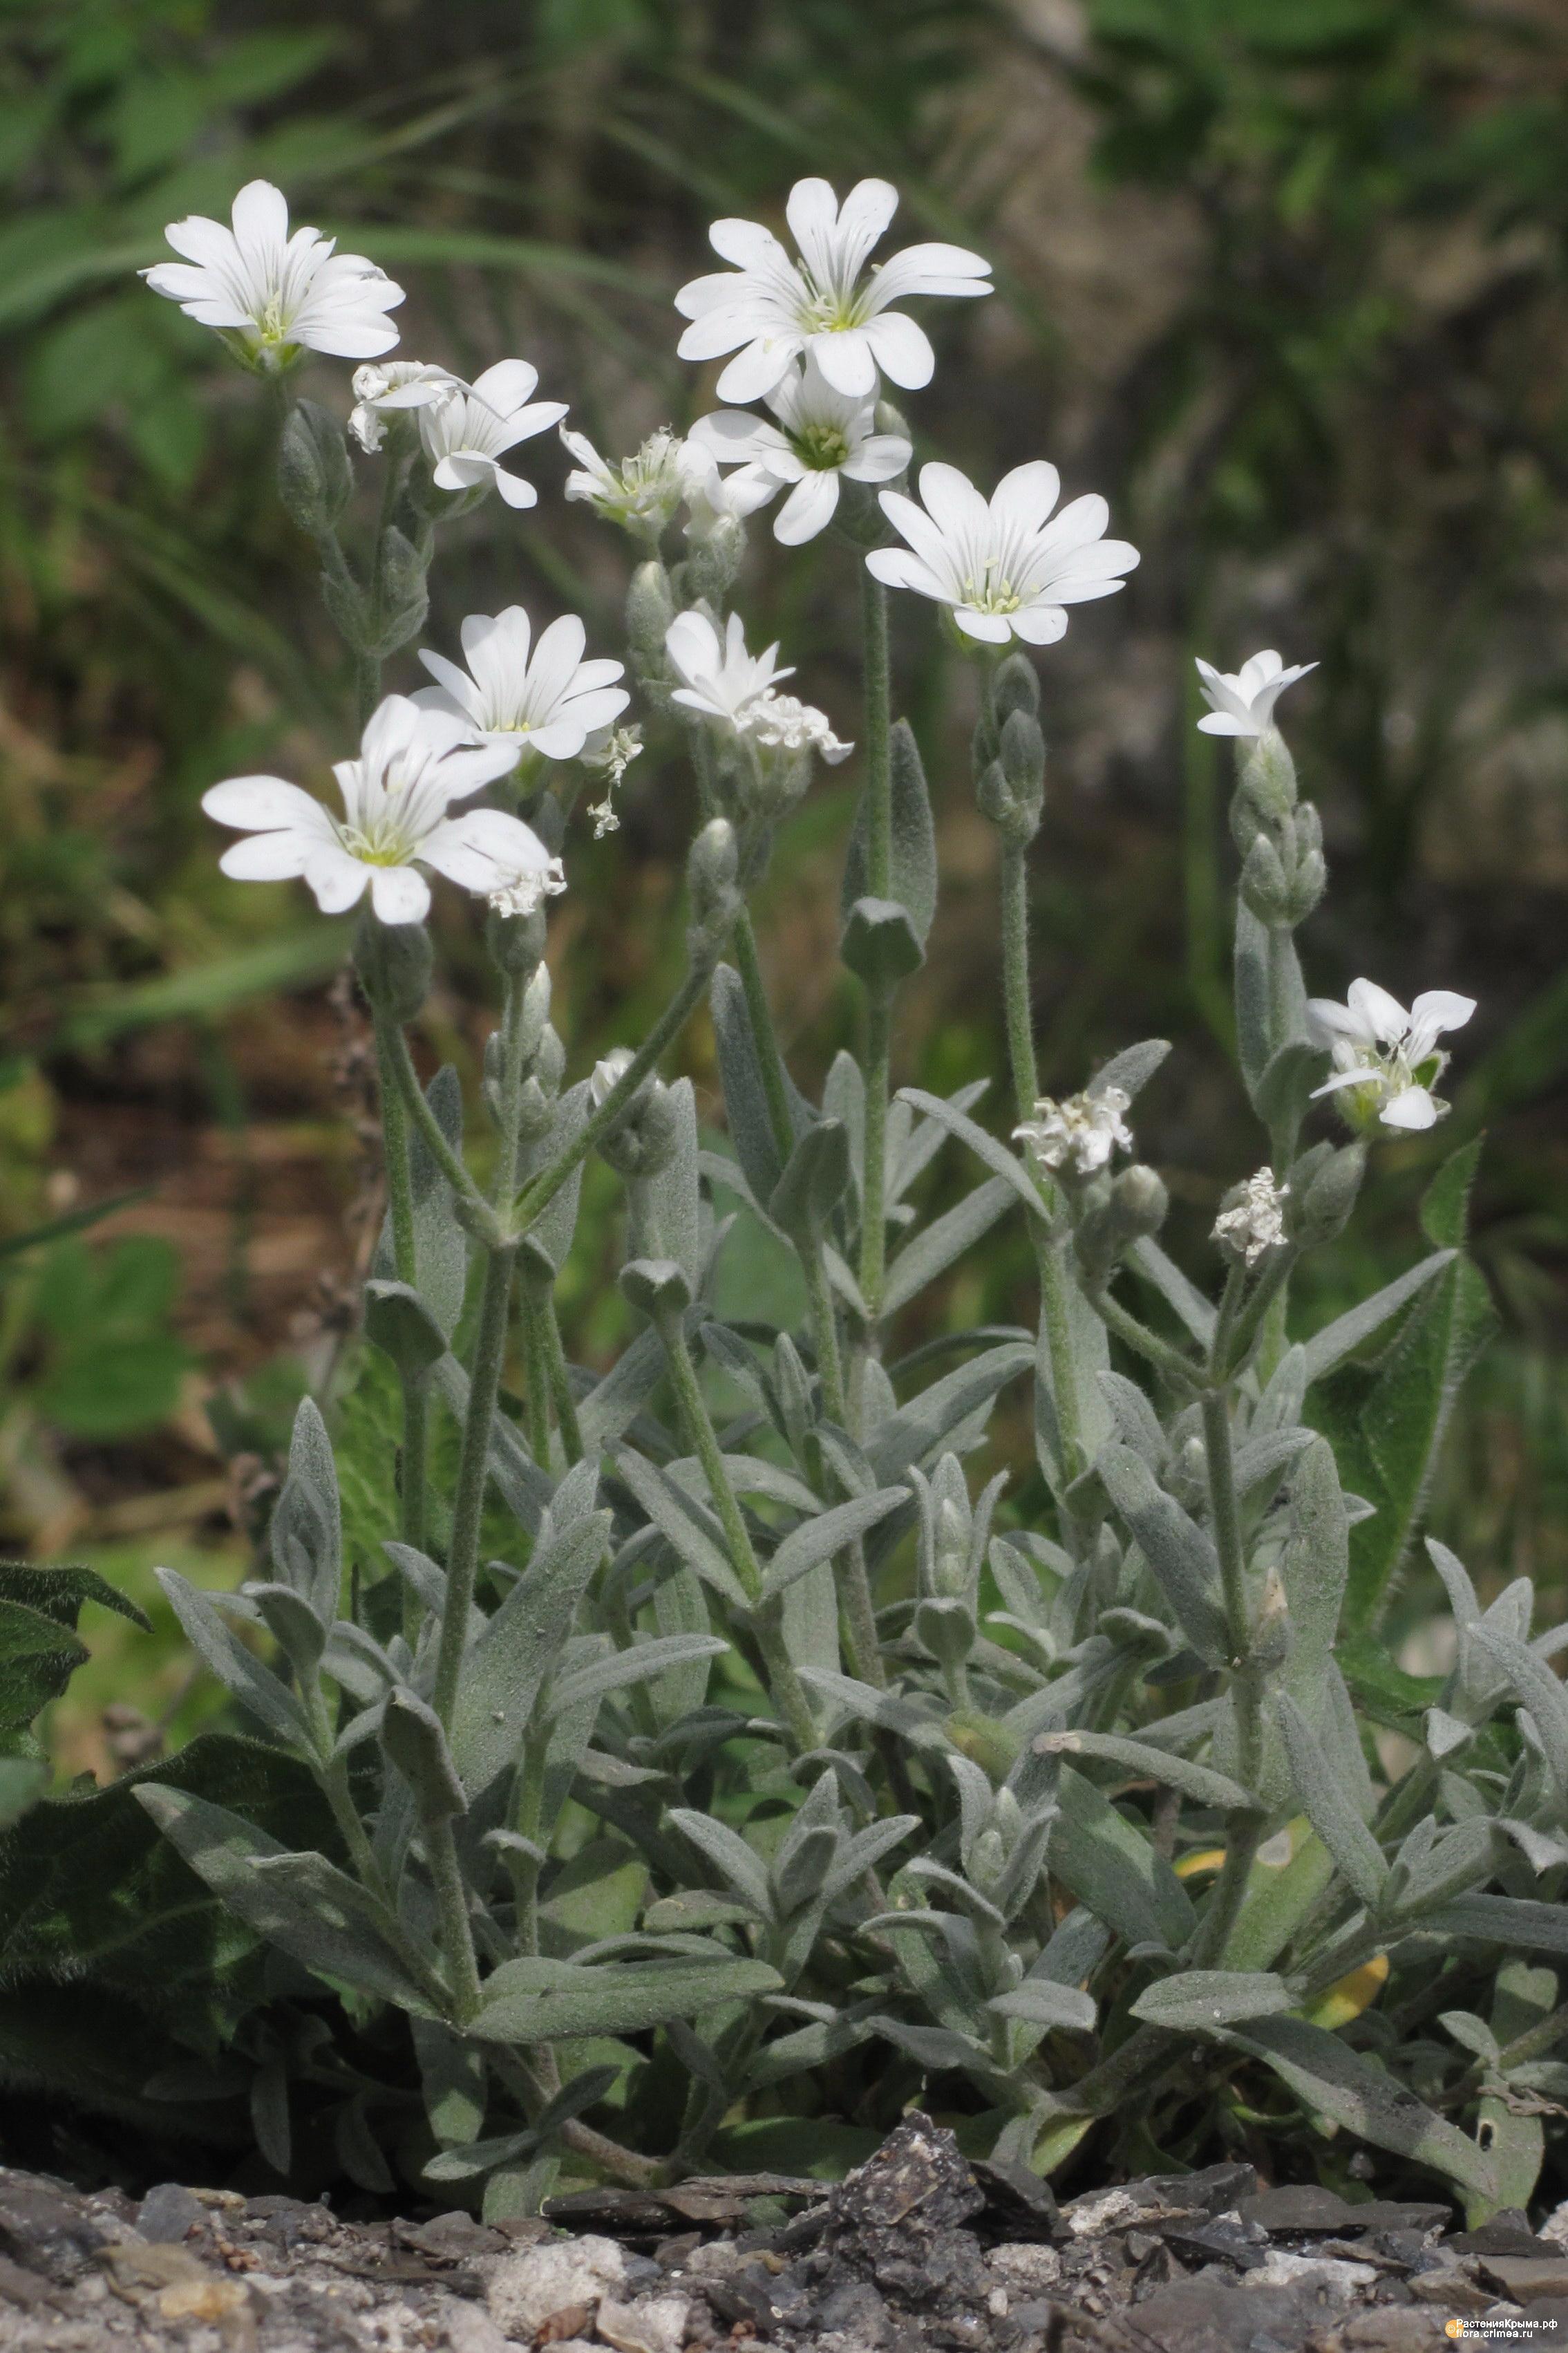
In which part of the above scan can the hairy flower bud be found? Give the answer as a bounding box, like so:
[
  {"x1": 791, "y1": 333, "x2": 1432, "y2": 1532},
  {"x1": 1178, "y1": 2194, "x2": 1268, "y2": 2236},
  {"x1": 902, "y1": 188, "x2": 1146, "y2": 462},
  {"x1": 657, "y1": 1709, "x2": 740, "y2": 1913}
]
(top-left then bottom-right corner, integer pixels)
[
  {"x1": 276, "y1": 398, "x2": 352, "y2": 538},
  {"x1": 485, "y1": 900, "x2": 548, "y2": 979},
  {"x1": 626, "y1": 560, "x2": 677, "y2": 676},
  {"x1": 1287, "y1": 1138, "x2": 1367, "y2": 1245},
  {"x1": 686, "y1": 818, "x2": 742, "y2": 967},
  {"x1": 353, "y1": 909, "x2": 432, "y2": 1021}
]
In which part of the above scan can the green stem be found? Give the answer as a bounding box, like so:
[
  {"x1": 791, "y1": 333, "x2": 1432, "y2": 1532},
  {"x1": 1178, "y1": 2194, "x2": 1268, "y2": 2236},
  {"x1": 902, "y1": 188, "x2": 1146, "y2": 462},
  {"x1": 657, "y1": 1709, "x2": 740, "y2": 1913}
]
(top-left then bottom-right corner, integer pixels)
[
  {"x1": 999, "y1": 836, "x2": 1040, "y2": 1123},
  {"x1": 384, "y1": 1024, "x2": 496, "y2": 1231},
  {"x1": 540, "y1": 1286, "x2": 585, "y2": 1465},
  {"x1": 732, "y1": 912, "x2": 795, "y2": 1160},
  {"x1": 513, "y1": 964, "x2": 708, "y2": 1235},
  {"x1": 862, "y1": 572, "x2": 893, "y2": 899},
  {"x1": 859, "y1": 992, "x2": 892, "y2": 1318},
  {"x1": 426, "y1": 1812, "x2": 483, "y2": 2022},
  {"x1": 1216, "y1": 1248, "x2": 1298, "y2": 1382},
  {"x1": 518, "y1": 1280, "x2": 554, "y2": 1468},
  {"x1": 433, "y1": 1242, "x2": 518, "y2": 1727},
  {"x1": 372, "y1": 1012, "x2": 429, "y2": 1596},
  {"x1": 1196, "y1": 1385, "x2": 1267, "y2": 1965},
  {"x1": 653, "y1": 1302, "x2": 818, "y2": 1753},
  {"x1": 1085, "y1": 1279, "x2": 1202, "y2": 1397}
]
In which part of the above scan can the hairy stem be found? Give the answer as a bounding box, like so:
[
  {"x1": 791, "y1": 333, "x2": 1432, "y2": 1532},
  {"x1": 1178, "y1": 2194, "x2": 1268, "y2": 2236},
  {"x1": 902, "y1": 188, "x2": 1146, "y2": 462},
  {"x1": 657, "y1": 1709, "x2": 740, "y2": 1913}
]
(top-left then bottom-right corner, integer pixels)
[
  {"x1": 426, "y1": 1813, "x2": 483, "y2": 2022},
  {"x1": 1196, "y1": 1385, "x2": 1267, "y2": 1965},
  {"x1": 372, "y1": 1012, "x2": 428, "y2": 1602},
  {"x1": 654, "y1": 1303, "x2": 818, "y2": 1753},
  {"x1": 433, "y1": 1241, "x2": 517, "y2": 1727}
]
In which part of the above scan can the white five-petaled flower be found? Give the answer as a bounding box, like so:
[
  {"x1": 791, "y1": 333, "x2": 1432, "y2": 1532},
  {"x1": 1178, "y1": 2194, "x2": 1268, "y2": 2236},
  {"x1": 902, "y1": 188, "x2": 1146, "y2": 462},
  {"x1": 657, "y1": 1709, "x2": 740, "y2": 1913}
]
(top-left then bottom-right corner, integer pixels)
[
  {"x1": 674, "y1": 175, "x2": 991, "y2": 403},
  {"x1": 561, "y1": 426, "x2": 690, "y2": 538},
  {"x1": 690, "y1": 353, "x2": 911, "y2": 544},
  {"x1": 142, "y1": 179, "x2": 404, "y2": 364},
  {"x1": 1014, "y1": 1087, "x2": 1133, "y2": 1179},
  {"x1": 742, "y1": 692, "x2": 853, "y2": 765},
  {"x1": 677, "y1": 446, "x2": 775, "y2": 540},
  {"x1": 1213, "y1": 1170, "x2": 1291, "y2": 1266},
  {"x1": 868, "y1": 461, "x2": 1139, "y2": 646},
  {"x1": 415, "y1": 607, "x2": 629, "y2": 767},
  {"x1": 665, "y1": 610, "x2": 793, "y2": 730},
  {"x1": 1195, "y1": 650, "x2": 1318, "y2": 738},
  {"x1": 201, "y1": 696, "x2": 555, "y2": 928},
  {"x1": 1307, "y1": 980, "x2": 1475, "y2": 1133},
  {"x1": 419, "y1": 362, "x2": 567, "y2": 509},
  {"x1": 350, "y1": 361, "x2": 460, "y2": 453}
]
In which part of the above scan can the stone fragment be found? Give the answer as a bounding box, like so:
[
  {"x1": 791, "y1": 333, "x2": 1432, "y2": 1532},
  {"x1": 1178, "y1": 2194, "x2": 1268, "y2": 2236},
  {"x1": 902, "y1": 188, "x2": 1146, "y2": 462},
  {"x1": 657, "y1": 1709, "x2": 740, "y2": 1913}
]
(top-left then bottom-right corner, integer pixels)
[
  {"x1": 596, "y1": 2290, "x2": 692, "y2": 2353},
  {"x1": 442, "y1": 2301, "x2": 516, "y2": 2353},
  {"x1": 1477, "y1": 2255, "x2": 1568, "y2": 2305},
  {"x1": 487, "y1": 2234, "x2": 627, "y2": 2342},
  {"x1": 1244, "y1": 2249, "x2": 1378, "y2": 2298},
  {"x1": 136, "y1": 2182, "x2": 207, "y2": 2243},
  {"x1": 986, "y1": 2243, "x2": 1064, "y2": 2298},
  {"x1": 0, "y1": 2171, "x2": 108, "y2": 2284}
]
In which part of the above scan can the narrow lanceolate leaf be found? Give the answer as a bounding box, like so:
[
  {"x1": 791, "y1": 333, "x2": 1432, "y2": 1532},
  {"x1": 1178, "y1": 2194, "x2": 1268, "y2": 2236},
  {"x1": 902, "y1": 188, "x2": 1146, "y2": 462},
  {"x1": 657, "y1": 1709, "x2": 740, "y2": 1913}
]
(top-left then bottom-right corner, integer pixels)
[
  {"x1": 1424, "y1": 1896, "x2": 1568, "y2": 1956},
  {"x1": 1227, "y1": 2014, "x2": 1497, "y2": 2201},
  {"x1": 667, "y1": 1808, "x2": 774, "y2": 1914},
  {"x1": 612, "y1": 1450, "x2": 751, "y2": 1611},
  {"x1": 895, "y1": 1089, "x2": 1048, "y2": 1224},
  {"x1": 1300, "y1": 1252, "x2": 1457, "y2": 1385},
  {"x1": 759, "y1": 1488, "x2": 910, "y2": 1602},
  {"x1": 449, "y1": 1513, "x2": 609, "y2": 1799},
  {"x1": 988, "y1": 1980, "x2": 1097, "y2": 2033},
  {"x1": 1035, "y1": 1731, "x2": 1256, "y2": 1815},
  {"x1": 842, "y1": 718, "x2": 938, "y2": 945},
  {"x1": 133, "y1": 1785, "x2": 440, "y2": 2017},
  {"x1": 154, "y1": 1568, "x2": 312, "y2": 1754},
  {"x1": 469, "y1": 1954, "x2": 782, "y2": 2043},
  {"x1": 711, "y1": 963, "x2": 791, "y2": 1203},
  {"x1": 881, "y1": 1179, "x2": 1015, "y2": 1317},
  {"x1": 865, "y1": 1343, "x2": 1033, "y2": 1484},
  {"x1": 1130, "y1": 1971, "x2": 1292, "y2": 2032},
  {"x1": 1471, "y1": 1626, "x2": 1568, "y2": 1803},
  {"x1": 1048, "y1": 1765, "x2": 1196, "y2": 1953},
  {"x1": 1094, "y1": 1446, "x2": 1229, "y2": 1667},
  {"x1": 547, "y1": 1633, "x2": 729, "y2": 1718},
  {"x1": 1274, "y1": 1694, "x2": 1388, "y2": 1908},
  {"x1": 1127, "y1": 1237, "x2": 1216, "y2": 1345},
  {"x1": 1090, "y1": 1040, "x2": 1171, "y2": 1104}
]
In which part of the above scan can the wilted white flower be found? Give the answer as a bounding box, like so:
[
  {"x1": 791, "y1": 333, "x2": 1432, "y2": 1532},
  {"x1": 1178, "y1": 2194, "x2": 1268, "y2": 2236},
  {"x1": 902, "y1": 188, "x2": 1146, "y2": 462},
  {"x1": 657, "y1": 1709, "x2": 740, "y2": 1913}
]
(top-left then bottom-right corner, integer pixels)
[
  {"x1": 561, "y1": 426, "x2": 689, "y2": 538},
  {"x1": 489, "y1": 859, "x2": 566, "y2": 919},
  {"x1": 743, "y1": 691, "x2": 853, "y2": 765},
  {"x1": 868, "y1": 461, "x2": 1139, "y2": 646},
  {"x1": 201, "y1": 696, "x2": 552, "y2": 927},
  {"x1": 1213, "y1": 1169, "x2": 1291, "y2": 1266},
  {"x1": 1196, "y1": 650, "x2": 1317, "y2": 738},
  {"x1": 1014, "y1": 1086, "x2": 1133, "y2": 1178},
  {"x1": 349, "y1": 361, "x2": 459, "y2": 453},
  {"x1": 1307, "y1": 980, "x2": 1475, "y2": 1132},
  {"x1": 419, "y1": 362, "x2": 567, "y2": 509},
  {"x1": 582, "y1": 724, "x2": 643, "y2": 837},
  {"x1": 665, "y1": 610, "x2": 793, "y2": 730},
  {"x1": 677, "y1": 445, "x2": 775, "y2": 540},
  {"x1": 690, "y1": 353, "x2": 911, "y2": 544},
  {"x1": 675, "y1": 176, "x2": 990, "y2": 402},
  {"x1": 142, "y1": 179, "x2": 404, "y2": 366},
  {"x1": 415, "y1": 607, "x2": 628, "y2": 766}
]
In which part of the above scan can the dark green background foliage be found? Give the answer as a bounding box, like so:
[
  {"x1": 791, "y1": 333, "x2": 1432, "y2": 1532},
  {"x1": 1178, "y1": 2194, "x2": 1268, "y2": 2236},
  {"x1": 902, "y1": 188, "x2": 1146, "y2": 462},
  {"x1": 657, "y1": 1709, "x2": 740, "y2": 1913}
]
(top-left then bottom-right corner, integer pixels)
[{"x1": 0, "y1": 0, "x2": 1565, "y2": 2186}]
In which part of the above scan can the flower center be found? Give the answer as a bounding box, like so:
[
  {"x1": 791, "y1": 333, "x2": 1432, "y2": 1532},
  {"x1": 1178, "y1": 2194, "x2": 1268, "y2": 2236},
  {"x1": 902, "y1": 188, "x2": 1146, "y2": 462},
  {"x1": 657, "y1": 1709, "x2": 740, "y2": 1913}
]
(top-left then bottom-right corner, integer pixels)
[
  {"x1": 961, "y1": 560, "x2": 1023, "y2": 615},
  {"x1": 255, "y1": 292, "x2": 292, "y2": 346},
  {"x1": 793, "y1": 422, "x2": 852, "y2": 471},
  {"x1": 339, "y1": 818, "x2": 417, "y2": 868},
  {"x1": 799, "y1": 290, "x2": 860, "y2": 335}
]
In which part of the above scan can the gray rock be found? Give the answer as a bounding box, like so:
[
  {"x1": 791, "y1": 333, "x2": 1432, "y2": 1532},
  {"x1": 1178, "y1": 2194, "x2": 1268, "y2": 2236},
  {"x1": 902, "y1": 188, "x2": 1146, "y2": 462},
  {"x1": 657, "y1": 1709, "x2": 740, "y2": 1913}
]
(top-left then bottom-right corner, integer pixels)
[
  {"x1": 0, "y1": 2171, "x2": 108, "y2": 2285},
  {"x1": 133, "y1": 2184, "x2": 205, "y2": 2245},
  {"x1": 486, "y1": 2232, "x2": 629, "y2": 2341}
]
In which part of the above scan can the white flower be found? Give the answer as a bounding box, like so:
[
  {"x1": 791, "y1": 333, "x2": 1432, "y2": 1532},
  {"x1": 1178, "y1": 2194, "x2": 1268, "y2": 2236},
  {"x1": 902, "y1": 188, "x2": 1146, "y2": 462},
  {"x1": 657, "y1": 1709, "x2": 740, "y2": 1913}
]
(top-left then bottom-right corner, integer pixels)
[
  {"x1": 665, "y1": 610, "x2": 793, "y2": 730},
  {"x1": 675, "y1": 176, "x2": 991, "y2": 402},
  {"x1": 1014, "y1": 1087, "x2": 1133, "y2": 1178},
  {"x1": 677, "y1": 446, "x2": 775, "y2": 540},
  {"x1": 201, "y1": 696, "x2": 554, "y2": 927},
  {"x1": 350, "y1": 361, "x2": 460, "y2": 453},
  {"x1": 1196, "y1": 650, "x2": 1317, "y2": 738},
  {"x1": 590, "y1": 1047, "x2": 636, "y2": 1107},
  {"x1": 690, "y1": 353, "x2": 911, "y2": 544},
  {"x1": 743, "y1": 691, "x2": 853, "y2": 765},
  {"x1": 867, "y1": 461, "x2": 1139, "y2": 646},
  {"x1": 419, "y1": 362, "x2": 567, "y2": 509},
  {"x1": 1213, "y1": 1170, "x2": 1291, "y2": 1266},
  {"x1": 415, "y1": 607, "x2": 629, "y2": 766},
  {"x1": 583, "y1": 724, "x2": 643, "y2": 837},
  {"x1": 489, "y1": 860, "x2": 567, "y2": 919},
  {"x1": 562, "y1": 426, "x2": 689, "y2": 537},
  {"x1": 142, "y1": 179, "x2": 404, "y2": 364},
  {"x1": 1307, "y1": 980, "x2": 1475, "y2": 1133}
]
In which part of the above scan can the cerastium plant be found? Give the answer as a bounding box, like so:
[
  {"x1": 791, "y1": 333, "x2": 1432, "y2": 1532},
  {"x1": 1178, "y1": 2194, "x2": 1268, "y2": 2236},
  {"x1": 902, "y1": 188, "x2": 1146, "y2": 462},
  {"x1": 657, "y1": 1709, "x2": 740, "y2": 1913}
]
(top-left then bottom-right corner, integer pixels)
[{"x1": 3, "y1": 175, "x2": 1563, "y2": 2222}]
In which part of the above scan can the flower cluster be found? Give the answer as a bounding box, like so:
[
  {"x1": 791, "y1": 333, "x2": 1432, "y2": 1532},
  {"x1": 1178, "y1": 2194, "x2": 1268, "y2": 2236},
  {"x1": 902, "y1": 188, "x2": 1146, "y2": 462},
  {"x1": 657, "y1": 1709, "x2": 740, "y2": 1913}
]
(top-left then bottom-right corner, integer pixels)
[
  {"x1": 1213, "y1": 1169, "x2": 1291, "y2": 1265},
  {"x1": 1014, "y1": 1087, "x2": 1133, "y2": 1178}
]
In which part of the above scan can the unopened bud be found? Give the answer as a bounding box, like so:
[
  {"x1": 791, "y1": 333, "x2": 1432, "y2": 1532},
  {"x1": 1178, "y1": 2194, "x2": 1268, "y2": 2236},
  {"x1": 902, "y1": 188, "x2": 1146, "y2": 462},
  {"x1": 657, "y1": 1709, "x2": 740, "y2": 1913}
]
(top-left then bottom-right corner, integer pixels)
[
  {"x1": 1239, "y1": 726, "x2": 1297, "y2": 819},
  {"x1": 992, "y1": 652, "x2": 1040, "y2": 726},
  {"x1": 1111, "y1": 1163, "x2": 1168, "y2": 1243},
  {"x1": 626, "y1": 560, "x2": 676, "y2": 673},
  {"x1": 354, "y1": 910, "x2": 432, "y2": 1021},
  {"x1": 276, "y1": 399, "x2": 352, "y2": 537},
  {"x1": 485, "y1": 901, "x2": 547, "y2": 977},
  {"x1": 1288, "y1": 1138, "x2": 1366, "y2": 1245},
  {"x1": 1240, "y1": 834, "x2": 1291, "y2": 926},
  {"x1": 686, "y1": 818, "x2": 742, "y2": 966}
]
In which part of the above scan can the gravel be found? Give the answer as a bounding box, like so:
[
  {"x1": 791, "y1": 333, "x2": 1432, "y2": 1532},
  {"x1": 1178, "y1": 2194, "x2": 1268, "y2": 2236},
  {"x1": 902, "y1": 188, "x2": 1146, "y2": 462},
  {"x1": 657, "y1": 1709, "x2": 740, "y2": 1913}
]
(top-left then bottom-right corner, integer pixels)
[{"x1": 1, "y1": 2117, "x2": 1564, "y2": 2352}]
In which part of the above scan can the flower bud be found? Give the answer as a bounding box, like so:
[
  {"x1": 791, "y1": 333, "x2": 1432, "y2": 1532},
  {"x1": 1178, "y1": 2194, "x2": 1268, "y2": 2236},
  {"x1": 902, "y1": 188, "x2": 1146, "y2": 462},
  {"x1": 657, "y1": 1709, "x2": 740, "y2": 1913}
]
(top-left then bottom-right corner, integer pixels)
[
  {"x1": 276, "y1": 399, "x2": 352, "y2": 538},
  {"x1": 1238, "y1": 725, "x2": 1298, "y2": 820},
  {"x1": 1111, "y1": 1163, "x2": 1169, "y2": 1243},
  {"x1": 681, "y1": 517, "x2": 746, "y2": 603},
  {"x1": 992, "y1": 652, "x2": 1040, "y2": 726},
  {"x1": 1240, "y1": 834, "x2": 1292, "y2": 926},
  {"x1": 686, "y1": 818, "x2": 742, "y2": 967},
  {"x1": 626, "y1": 560, "x2": 676, "y2": 675},
  {"x1": 485, "y1": 901, "x2": 547, "y2": 978},
  {"x1": 1287, "y1": 1138, "x2": 1366, "y2": 1245},
  {"x1": 353, "y1": 909, "x2": 432, "y2": 1021},
  {"x1": 601, "y1": 1078, "x2": 681, "y2": 1179}
]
